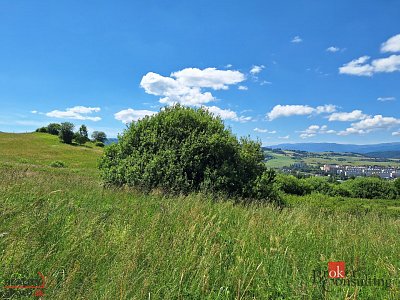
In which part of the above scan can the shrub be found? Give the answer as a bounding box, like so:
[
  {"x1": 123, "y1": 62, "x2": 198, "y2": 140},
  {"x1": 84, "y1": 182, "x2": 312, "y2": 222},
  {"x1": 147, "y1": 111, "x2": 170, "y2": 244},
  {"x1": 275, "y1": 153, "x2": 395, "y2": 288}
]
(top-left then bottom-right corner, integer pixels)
[
  {"x1": 301, "y1": 176, "x2": 334, "y2": 195},
  {"x1": 275, "y1": 174, "x2": 310, "y2": 196},
  {"x1": 95, "y1": 141, "x2": 105, "y2": 147},
  {"x1": 59, "y1": 122, "x2": 75, "y2": 144},
  {"x1": 73, "y1": 132, "x2": 88, "y2": 145},
  {"x1": 47, "y1": 123, "x2": 61, "y2": 135},
  {"x1": 341, "y1": 177, "x2": 398, "y2": 199},
  {"x1": 36, "y1": 127, "x2": 48, "y2": 133},
  {"x1": 50, "y1": 160, "x2": 66, "y2": 168},
  {"x1": 394, "y1": 178, "x2": 400, "y2": 196},
  {"x1": 99, "y1": 105, "x2": 278, "y2": 202},
  {"x1": 92, "y1": 131, "x2": 107, "y2": 143}
]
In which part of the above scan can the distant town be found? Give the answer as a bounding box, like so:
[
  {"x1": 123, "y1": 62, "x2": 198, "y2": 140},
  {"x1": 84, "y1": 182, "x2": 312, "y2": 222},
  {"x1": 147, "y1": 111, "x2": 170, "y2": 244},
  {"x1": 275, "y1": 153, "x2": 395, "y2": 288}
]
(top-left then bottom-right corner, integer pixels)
[{"x1": 321, "y1": 164, "x2": 400, "y2": 179}]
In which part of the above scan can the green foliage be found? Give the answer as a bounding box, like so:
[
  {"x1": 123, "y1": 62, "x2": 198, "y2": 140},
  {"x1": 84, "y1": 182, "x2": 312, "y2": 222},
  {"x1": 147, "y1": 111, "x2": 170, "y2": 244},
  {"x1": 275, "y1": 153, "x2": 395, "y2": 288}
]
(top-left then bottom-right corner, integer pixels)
[
  {"x1": 99, "y1": 105, "x2": 278, "y2": 202},
  {"x1": 341, "y1": 177, "x2": 398, "y2": 199},
  {"x1": 73, "y1": 132, "x2": 87, "y2": 145},
  {"x1": 394, "y1": 178, "x2": 400, "y2": 194},
  {"x1": 92, "y1": 131, "x2": 107, "y2": 143},
  {"x1": 36, "y1": 126, "x2": 48, "y2": 133},
  {"x1": 49, "y1": 160, "x2": 66, "y2": 168},
  {"x1": 277, "y1": 173, "x2": 398, "y2": 199},
  {"x1": 47, "y1": 123, "x2": 61, "y2": 135},
  {"x1": 276, "y1": 174, "x2": 310, "y2": 196},
  {"x1": 95, "y1": 141, "x2": 105, "y2": 147},
  {"x1": 78, "y1": 125, "x2": 89, "y2": 140},
  {"x1": 58, "y1": 122, "x2": 75, "y2": 144}
]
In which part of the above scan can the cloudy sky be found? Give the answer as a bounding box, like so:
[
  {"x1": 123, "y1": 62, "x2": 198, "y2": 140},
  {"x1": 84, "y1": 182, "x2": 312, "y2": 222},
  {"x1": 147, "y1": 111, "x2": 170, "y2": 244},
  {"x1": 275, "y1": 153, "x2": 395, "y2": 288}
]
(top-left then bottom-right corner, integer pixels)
[{"x1": 1, "y1": 0, "x2": 400, "y2": 145}]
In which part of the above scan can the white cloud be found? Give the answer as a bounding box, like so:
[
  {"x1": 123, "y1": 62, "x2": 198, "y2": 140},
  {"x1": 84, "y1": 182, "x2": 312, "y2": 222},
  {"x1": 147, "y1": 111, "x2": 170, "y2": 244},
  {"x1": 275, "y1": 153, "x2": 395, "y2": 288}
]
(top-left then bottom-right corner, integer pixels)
[
  {"x1": 171, "y1": 68, "x2": 245, "y2": 90},
  {"x1": 254, "y1": 128, "x2": 276, "y2": 134},
  {"x1": 140, "y1": 68, "x2": 245, "y2": 106},
  {"x1": 338, "y1": 115, "x2": 400, "y2": 135},
  {"x1": 114, "y1": 108, "x2": 157, "y2": 124},
  {"x1": 291, "y1": 36, "x2": 303, "y2": 43},
  {"x1": 267, "y1": 105, "x2": 314, "y2": 121},
  {"x1": 299, "y1": 124, "x2": 335, "y2": 139},
  {"x1": 279, "y1": 135, "x2": 290, "y2": 139},
  {"x1": 377, "y1": 96, "x2": 396, "y2": 102},
  {"x1": 300, "y1": 133, "x2": 316, "y2": 139},
  {"x1": 392, "y1": 131, "x2": 400, "y2": 136},
  {"x1": 339, "y1": 49, "x2": 400, "y2": 76},
  {"x1": 46, "y1": 106, "x2": 101, "y2": 121},
  {"x1": 381, "y1": 34, "x2": 400, "y2": 53},
  {"x1": 372, "y1": 55, "x2": 400, "y2": 73},
  {"x1": 326, "y1": 46, "x2": 340, "y2": 53},
  {"x1": 238, "y1": 85, "x2": 248, "y2": 90},
  {"x1": 328, "y1": 110, "x2": 368, "y2": 122},
  {"x1": 204, "y1": 106, "x2": 252, "y2": 123},
  {"x1": 266, "y1": 104, "x2": 336, "y2": 121},
  {"x1": 339, "y1": 56, "x2": 374, "y2": 76},
  {"x1": 315, "y1": 105, "x2": 337, "y2": 114},
  {"x1": 225, "y1": 64, "x2": 233, "y2": 68},
  {"x1": 31, "y1": 110, "x2": 38, "y2": 114},
  {"x1": 250, "y1": 65, "x2": 265, "y2": 75}
]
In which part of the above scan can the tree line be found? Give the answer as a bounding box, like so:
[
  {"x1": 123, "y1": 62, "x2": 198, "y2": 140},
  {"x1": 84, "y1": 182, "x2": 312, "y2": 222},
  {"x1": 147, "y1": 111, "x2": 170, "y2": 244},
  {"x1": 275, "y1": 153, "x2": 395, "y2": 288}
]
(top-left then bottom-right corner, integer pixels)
[{"x1": 36, "y1": 123, "x2": 107, "y2": 146}]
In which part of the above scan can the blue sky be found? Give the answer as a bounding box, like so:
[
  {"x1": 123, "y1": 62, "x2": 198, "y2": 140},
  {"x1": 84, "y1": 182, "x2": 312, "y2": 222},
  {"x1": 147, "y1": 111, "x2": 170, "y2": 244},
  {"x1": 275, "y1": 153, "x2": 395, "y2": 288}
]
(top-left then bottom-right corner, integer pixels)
[{"x1": 1, "y1": 0, "x2": 400, "y2": 145}]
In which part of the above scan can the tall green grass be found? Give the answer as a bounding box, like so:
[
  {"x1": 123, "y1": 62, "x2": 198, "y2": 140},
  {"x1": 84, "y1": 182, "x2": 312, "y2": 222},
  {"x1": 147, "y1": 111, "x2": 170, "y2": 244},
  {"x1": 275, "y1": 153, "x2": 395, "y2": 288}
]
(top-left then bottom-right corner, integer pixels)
[{"x1": 1, "y1": 133, "x2": 400, "y2": 299}]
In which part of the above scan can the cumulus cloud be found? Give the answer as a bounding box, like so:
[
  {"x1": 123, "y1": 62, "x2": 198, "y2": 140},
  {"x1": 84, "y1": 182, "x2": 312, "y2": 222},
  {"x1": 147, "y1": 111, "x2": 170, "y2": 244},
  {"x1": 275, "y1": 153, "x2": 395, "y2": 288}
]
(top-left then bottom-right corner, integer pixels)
[
  {"x1": 250, "y1": 65, "x2": 265, "y2": 75},
  {"x1": 205, "y1": 106, "x2": 252, "y2": 123},
  {"x1": 377, "y1": 96, "x2": 396, "y2": 102},
  {"x1": 381, "y1": 34, "x2": 400, "y2": 53},
  {"x1": 140, "y1": 68, "x2": 245, "y2": 106},
  {"x1": 254, "y1": 128, "x2": 276, "y2": 134},
  {"x1": 326, "y1": 46, "x2": 340, "y2": 53},
  {"x1": 328, "y1": 110, "x2": 368, "y2": 122},
  {"x1": 291, "y1": 36, "x2": 302, "y2": 43},
  {"x1": 299, "y1": 124, "x2": 335, "y2": 139},
  {"x1": 340, "y1": 34, "x2": 400, "y2": 76},
  {"x1": 46, "y1": 106, "x2": 101, "y2": 121},
  {"x1": 339, "y1": 56, "x2": 374, "y2": 76},
  {"x1": 238, "y1": 85, "x2": 248, "y2": 90},
  {"x1": 266, "y1": 104, "x2": 336, "y2": 121},
  {"x1": 114, "y1": 108, "x2": 157, "y2": 124},
  {"x1": 340, "y1": 55, "x2": 400, "y2": 76},
  {"x1": 338, "y1": 115, "x2": 400, "y2": 135}
]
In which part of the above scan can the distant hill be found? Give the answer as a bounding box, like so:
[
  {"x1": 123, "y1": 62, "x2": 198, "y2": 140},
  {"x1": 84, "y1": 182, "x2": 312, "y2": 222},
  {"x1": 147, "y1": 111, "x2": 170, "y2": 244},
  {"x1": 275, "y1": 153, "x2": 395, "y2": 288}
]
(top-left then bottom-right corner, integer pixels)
[
  {"x1": 365, "y1": 151, "x2": 400, "y2": 159},
  {"x1": 105, "y1": 138, "x2": 118, "y2": 145},
  {"x1": 267, "y1": 142, "x2": 400, "y2": 154}
]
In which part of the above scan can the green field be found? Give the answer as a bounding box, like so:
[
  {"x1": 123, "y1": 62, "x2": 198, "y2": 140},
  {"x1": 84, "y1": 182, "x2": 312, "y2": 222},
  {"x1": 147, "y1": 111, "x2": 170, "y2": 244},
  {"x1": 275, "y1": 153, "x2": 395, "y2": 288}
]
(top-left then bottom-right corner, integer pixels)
[
  {"x1": 1, "y1": 133, "x2": 400, "y2": 299},
  {"x1": 264, "y1": 149, "x2": 400, "y2": 169}
]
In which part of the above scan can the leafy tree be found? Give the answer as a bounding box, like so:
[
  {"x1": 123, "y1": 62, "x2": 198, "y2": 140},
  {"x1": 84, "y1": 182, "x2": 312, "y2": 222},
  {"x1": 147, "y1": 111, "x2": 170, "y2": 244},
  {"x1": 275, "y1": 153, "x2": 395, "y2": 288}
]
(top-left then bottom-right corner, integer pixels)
[
  {"x1": 36, "y1": 127, "x2": 47, "y2": 133},
  {"x1": 341, "y1": 177, "x2": 397, "y2": 199},
  {"x1": 73, "y1": 132, "x2": 87, "y2": 145},
  {"x1": 79, "y1": 125, "x2": 89, "y2": 141},
  {"x1": 47, "y1": 123, "x2": 61, "y2": 135},
  {"x1": 99, "y1": 105, "x2": 278, "y2": 202},
  {"x1": 394, "y1": 178, "x2": 400, "y2": 196},
  {"x1": 92, "y1": 131, "x2": 107, "y2": 143},
  {"x1": 59, "y1": 122, "x2": 75, "y2": 144}
]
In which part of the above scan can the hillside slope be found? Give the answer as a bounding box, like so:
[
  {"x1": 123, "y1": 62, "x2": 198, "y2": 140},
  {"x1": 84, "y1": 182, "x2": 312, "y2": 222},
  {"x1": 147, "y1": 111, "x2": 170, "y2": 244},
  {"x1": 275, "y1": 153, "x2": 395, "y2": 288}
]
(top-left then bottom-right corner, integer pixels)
[
  {"x1": 0, "y1": 132, "x2": 102, "y2": 176},
  {"x1": 1, "y1": 133, "x2": 400, "y2": 299}
]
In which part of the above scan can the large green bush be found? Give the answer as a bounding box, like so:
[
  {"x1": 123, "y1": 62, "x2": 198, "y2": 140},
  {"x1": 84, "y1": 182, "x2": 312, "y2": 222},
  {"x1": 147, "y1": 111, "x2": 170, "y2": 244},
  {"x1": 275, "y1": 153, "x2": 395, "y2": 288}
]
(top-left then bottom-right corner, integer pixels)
[
  {"x1": 99, "y1": 105, "x2": 278, "y2": 202},
  {"x1": 341, "y1": 177, "x2": 398, "y2": 199}
]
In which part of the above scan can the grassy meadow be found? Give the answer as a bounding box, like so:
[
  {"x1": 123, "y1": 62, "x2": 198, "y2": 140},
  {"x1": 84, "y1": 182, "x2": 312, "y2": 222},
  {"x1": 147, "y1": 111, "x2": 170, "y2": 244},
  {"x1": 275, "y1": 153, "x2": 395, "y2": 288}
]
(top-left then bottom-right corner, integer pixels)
[
  {"x1": 1, "y1": 133, "x2": 400, "y2": 299},
  {"x1": 264, "y1": 149, "x2": 400, "y2": 169}
]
